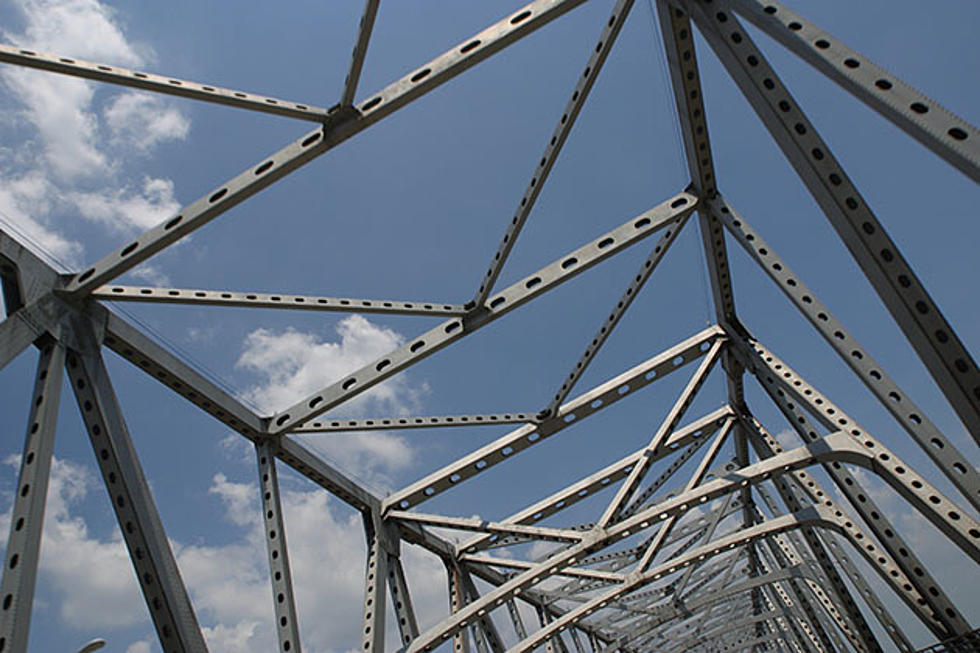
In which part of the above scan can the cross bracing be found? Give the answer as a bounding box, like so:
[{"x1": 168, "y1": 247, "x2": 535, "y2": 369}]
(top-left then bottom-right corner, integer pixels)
[{"x1": 0, "y1": 1, "x2": 977, "y2": 652}]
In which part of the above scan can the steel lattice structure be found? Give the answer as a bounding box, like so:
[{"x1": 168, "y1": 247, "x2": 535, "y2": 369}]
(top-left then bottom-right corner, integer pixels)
[{"x1": 0, "y1": 1, "x2": 978, "y2": 652}]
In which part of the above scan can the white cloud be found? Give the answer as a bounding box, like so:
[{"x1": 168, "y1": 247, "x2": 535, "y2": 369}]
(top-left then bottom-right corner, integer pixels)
[
  {"x1": 774, "y1": 428, "x2": 800, "y2": 451},
  {"x1": 0, "y1": 457, "x2": 449, "y2": 652},
  {"x1": 6, "y1": 0, "x2": 145, "y2": 66},
  {"x1": 125, "y1": 640, "x2": 153, "y2": 653},
  {"x1": 68, "y1": 176, "x2": 181, "y2": 232},
  {"x1": 129, "y1": 262, "x2": 171, "y2": 287},
  {"x1": 0, "y1": 0, "x2": 189, "y2": 273},
  {"x1": 2, "y1": 69, "x2": 107, "y2": 181},
  {"x1": 237, "y1": 315, "x2": 421, "y2": 416},
  {"x1": 237, "y1": 315, "x2": 429, "y2": 485},
  {"x1": 2, "y1": 0, "x2": 145, "y2": 181},
  {"x1": 104, "y1": 92, "x2": 190, "y2": 151},
  {"x1": 0, "y1": 455, "x2": 146, "y2": 630},
  {"x1": 0, "y1": 171, "x2": 82, "y2": 267}
]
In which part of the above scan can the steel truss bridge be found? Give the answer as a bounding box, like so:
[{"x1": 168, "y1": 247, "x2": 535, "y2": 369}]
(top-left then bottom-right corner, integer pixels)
[{"x1": 0, "y1": 1, "x2": 978, "y2": 652}]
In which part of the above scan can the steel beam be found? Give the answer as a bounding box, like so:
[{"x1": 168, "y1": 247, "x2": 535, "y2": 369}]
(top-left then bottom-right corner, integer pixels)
[
  {"x1": 384, "y1": 325, "x2": 722, "y2": 512},
  {"x1": 713, "y1": 196, "x2": 980, "y2": 513},
  {"x1": 460, "y1": 556, "x2": 625, "y2": 584},
  {"x1": 93, "y1": 284, "x2": 465, "y2": 317},
  {"x1": 458, "y1": 565, "x2": 506, "y2": 653},
  {"x1": 656, "y1": 0, "x2": 746, "y2": 413},
  {"x1": 61, "y1": 0, "x2": 595, "y2": 298},
  {"x1": 472, "y1": 0, "x2": 636, "y2": 307},
  {"x1": 507, "y1": 599, "x2": 528, "y2": 641},
  {"x1": 0, "y1": 43, "x2": 333, "y2": 122},
  {"x1": 341, "y1": 0, "x2": 380, "y2": 107},
  {"x1": 256, "y1": 440, "x2": 302, "y2": 653},
  {"x1": 387, "y1": 553, "x2": 421, "y2": 648},
  {"x1": 0, "y1": 339, "x2": 64, "y2": 652},
  {"x1": 273, "y1": 192, "x2": 696, "y2": 434},
  {"x1": 447, "y1": 561, "x2": 470, "y2": 653},
  {"x1": 292, "y1": 412, "x2": 534, "y2": 434},
  {"x1": 360, "y1": 517, "x2": 388, "y2": 653},
  {"x1": 688, "y1": 2, "x2": 980, "y2": 445},
  {"x1": 720, "y1": 0, "x2": 980, "y2": 182},
  {"x1": 65, "y1": 338, "x2": 207, "y2": 651},
  {"x1": 389, "y1": 511, "x2": 588, "y2": 544}
]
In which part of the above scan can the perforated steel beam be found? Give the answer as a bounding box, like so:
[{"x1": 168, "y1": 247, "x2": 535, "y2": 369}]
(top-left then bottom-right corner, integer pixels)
[
  {"x1": 0, "y1": 43, "x2": 333, "y2": 122},
  {"x1": 341, "y1": 0, "x2": 380, "y2": 107},
  {"x1": 361, "y1": 518, "x2": 388, "y2": 653},
  {"x1": 93, "y1": 284, "x2": 466, "y2": 317},
  {"x1": 0, "y1": 3, "x2": 975, "y2": 651},
  {"x1": 687, "y1": 0, "x2": 980, "y2": 445},
  {"x1": 256, "y1": 441, "x2": 302, "y2": 653},
  {"x1": 385, "y1": 325, "x2": 721, "y2": 513},
  {"x1": 0, "y1": 339, "x2": 64, "y2": 653},
  {"x1": 65, "y1": 332, "x2": 207, "y2": 652},
  {"x1": 713, "y1": 195, "x2": 980, "y2": 513},
  {"x1": 720, "y1": 0, "x2": 980, "y2": 182},
  {"x1": 273, "y1": 192, "x2": 696, "y2": 434},
  {"x1": 60, "y1": 0, "x2": 594, "y2": 299},
  {"x1": 387, "y1": 553, "x2": 420, "y2": 648},
  {"x1": 472, "y1": 0, "x2": 635, "y2": 308}
]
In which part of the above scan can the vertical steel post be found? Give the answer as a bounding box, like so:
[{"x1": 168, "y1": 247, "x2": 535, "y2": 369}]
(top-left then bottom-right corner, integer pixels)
[
  {"x1": 360, "y1": 515, "x2": 388, "y2": 653},
  {"x1": 256, "y1": 440, "x2": 302, "y2": 652},
  {"x1": 0, "y1": 338, "x2": 64, "y2": 652},
  {"x1": 447, "y1": 561, "x2": 470, "y2": 653}
]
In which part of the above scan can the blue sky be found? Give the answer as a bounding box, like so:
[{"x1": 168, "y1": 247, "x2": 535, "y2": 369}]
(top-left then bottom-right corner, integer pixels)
[{"x1": 0, "y1": 0, "x2": 977, "y2": 651}]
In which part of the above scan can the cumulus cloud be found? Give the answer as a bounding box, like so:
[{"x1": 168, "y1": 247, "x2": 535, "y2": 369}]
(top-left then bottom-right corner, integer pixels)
[
  {"x1": 0, "y1": 171, "x2": 81, "y2": 267},
  {"x1": 0, "y1": 456, "x2": 146, "y2": 629},
  {"x1": 129, "y1": 262, "x2": 172, "y2": 287},
  {"x1": 237, "y1": 315, "x2": 429, "y2": 484},
  {"x1": 68, "y1": 176, "x2": 181, "y2": 232},
  {"x1": 6, "y1": 0, "x2": 145, "y2": 66},
  {"x1": 104, "y1": 92, "x2": 191, "y2": 151},
  {"x1": 0, "y1": 0, "x2": 189, "y2": 269},
  {"x1": 237, "y1": 315, "x2": 422, "y2": 416},
  {"x1": 125, "y1": 640, "x2": 153, "y2": 653},
  {"x1": 0, "y1": 457, "x2": 448, "y2": 652}
]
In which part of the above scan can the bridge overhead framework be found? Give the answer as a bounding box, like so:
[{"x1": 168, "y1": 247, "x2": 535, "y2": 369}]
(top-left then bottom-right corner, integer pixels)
[{"x1": 0, "y1": 1, "x2": 978, "y2": 652}]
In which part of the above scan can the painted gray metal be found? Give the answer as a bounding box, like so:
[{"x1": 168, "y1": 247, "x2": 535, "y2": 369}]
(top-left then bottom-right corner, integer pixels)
[
  {"x1": 687, "y1": 1, "x2": 980, "y2": 447},
  {"x1": 0, "y1": 339, "x2": 64, "y2": 652},
  {"x1": 65, "y1": 338, "x2": 208, "y2": 652},
  {"x1": 93, "y1": 284, "x2": 467, "y2": 317},
  {"x1": 0, "y1": 1, "x2": 976, "y2": 652},
  {"x1": 256, "y1": 441, "x2": 303, "y2": 653}
]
